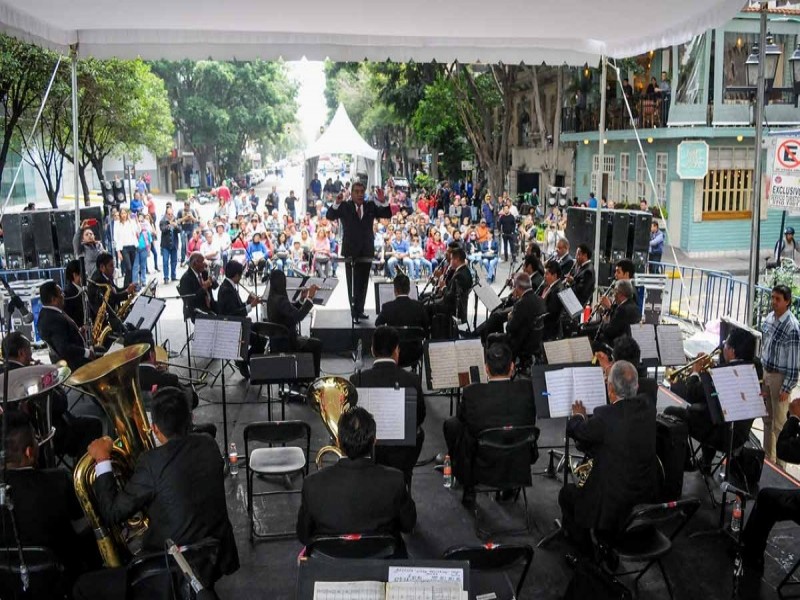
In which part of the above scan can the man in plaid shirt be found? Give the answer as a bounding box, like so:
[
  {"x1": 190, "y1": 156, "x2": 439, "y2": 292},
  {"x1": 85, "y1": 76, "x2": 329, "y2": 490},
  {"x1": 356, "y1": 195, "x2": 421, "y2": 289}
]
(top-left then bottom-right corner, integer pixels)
[{"x1": 760, "y1": 284, "x2": 800, "y2": 466}]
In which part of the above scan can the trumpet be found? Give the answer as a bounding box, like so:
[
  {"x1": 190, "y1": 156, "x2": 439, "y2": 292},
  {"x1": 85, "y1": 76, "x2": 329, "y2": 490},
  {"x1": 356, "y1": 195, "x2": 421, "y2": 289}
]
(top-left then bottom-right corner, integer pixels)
[{"x1": 666, "y1": 348, "x2": 721, "y2": 384}]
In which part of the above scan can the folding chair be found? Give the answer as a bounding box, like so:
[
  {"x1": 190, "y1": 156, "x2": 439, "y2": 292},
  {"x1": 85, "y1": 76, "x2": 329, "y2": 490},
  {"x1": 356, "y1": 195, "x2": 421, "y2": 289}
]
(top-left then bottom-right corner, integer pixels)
[
  {"x1": 395, "y1": 326, "x2": 427, "y2": 372},
  {"x1": 442, "y1": 543, "x2": 534, "y2": 600},
  {"x1": 304, "y1": 534, "x2": 398, "y2": 560},
  {"x1": 778, "y1": 555, "x2": 800, "y2": 599},
  {"x1": 0, "y1": 546, "x2": 64, "y2": 600}
]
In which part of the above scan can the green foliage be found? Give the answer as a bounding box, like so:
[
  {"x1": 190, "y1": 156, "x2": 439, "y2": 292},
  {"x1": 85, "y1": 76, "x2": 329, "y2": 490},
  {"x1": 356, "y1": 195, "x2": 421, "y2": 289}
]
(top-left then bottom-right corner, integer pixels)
[
  {"x1": 412, "y1": 75, "x2": 469, "y2": 178},
  {"x1": 175, "y1": 188, "x2": 194, "y2": 201},
  {"x1": 414, "y1": 173, "x2": 434, "y2": 191}
]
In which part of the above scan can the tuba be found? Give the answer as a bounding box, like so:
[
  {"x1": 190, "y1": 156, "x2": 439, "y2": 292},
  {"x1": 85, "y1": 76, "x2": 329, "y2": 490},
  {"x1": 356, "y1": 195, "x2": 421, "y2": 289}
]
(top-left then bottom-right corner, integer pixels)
[
  {"x1": 71, "y1": 343, "x2": 154, "y2": 567},
  {"x1": 306, "y1": 376, "x2": 357, "y2": 469}
]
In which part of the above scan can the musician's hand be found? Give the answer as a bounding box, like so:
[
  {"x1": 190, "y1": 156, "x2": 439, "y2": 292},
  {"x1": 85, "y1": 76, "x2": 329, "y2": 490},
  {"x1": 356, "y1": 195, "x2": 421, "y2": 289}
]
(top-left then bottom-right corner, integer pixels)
[
  {"x1": 87, "y1": 436, "x2": 114, "y2": 462},
  {"x1": 780, "y1": 390, "x2": 791, "y2": 403},
  {"x1": 595, "y1": 351, "x2": 612, "y2": 372},
  {"x1": 692, "y1": 353, "x2": 707, "y2": 374},
  {"x1": 600, "y1": 296, "x2": 612, "y2": 309},
  {"x1": 572, "y1": 401, "x2": 587, "y2": 417},
  {"x1": 305, "y1": 284, "x2": 320, "y2": 299},
  {"x1": 126, "y1": 283, "x2": 137, "y2": 294},
  {"x1": 789, "y1": 398, "x2": 800, "y2": 418},
  {"x1": 201, "y1": 277, "x2": 213, "y2": 290},
  {"x1": 248, "y1": 294, "x2": 259, "y2": 307},
  {"x1": 565, "y1": 275, "x2": 574, "y2": 284}
]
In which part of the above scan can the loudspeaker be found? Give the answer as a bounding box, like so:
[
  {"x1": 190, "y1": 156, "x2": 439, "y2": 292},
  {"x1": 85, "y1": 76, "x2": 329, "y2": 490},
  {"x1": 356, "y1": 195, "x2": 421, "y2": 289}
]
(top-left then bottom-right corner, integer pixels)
[
  {"x1": 610, "y1": 211, "x2": 630, "y2": 262},
  {"x1": 79, "y1": 206, "x2": 103, "y2": 242},
  {"x1": 598, "y1": 260, "x2": 613, "y2": 287},
  {"x1": 3, "y1": 213, "x2": 36, "y2": 269},
  {"x1": 111, "y1": 178, "x2": 126, "y2": 205},
  {"x1": 31, "y1": 211, "x2": 56, "y2": 269},
  {"x1": 630, "y1": 212, "x2": 652, "y2": 253},
  {"x1": 53, "y1": 210, "x2": 77, "y2": 264},
  {"x1": 565, "y1": 207, "x2": 595, "y2": 252}
]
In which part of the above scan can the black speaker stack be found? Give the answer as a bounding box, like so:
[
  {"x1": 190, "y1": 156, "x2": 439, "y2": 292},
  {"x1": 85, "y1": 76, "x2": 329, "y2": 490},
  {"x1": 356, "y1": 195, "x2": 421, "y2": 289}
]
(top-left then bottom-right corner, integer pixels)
[
  {"x1": 565, "y1": 207, "x2": 653, "y2": 286},
  {"x1": 3, "y1": 207, "x2": 105, "y2": 271}
]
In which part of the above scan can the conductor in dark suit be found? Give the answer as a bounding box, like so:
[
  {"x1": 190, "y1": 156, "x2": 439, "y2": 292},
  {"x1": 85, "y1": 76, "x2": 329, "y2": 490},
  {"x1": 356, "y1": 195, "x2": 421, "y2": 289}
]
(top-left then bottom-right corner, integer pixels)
[
  {"x1": 376, "y1": 273, "x2": 429, "y2": 335},
  {"x1": 296, "y1": 406, "x2": 417, "y2": 555},
  {"x1": 326, "y1": 181, "x2": 392, "y2": 321},
  {"x1": 177, "y1": 251, "x2": 217, "y2": 320},
  {"x1": 505, "y1": 272, "x2": 547, "y2": 363},
  {"x1": 350, "y1": 326, "x2": 426, "y2": 489},
  {"x1": 74, "y1": 388, "x2": 239, "y2": 600},
  {"x1": 597, "y1": 279, "x2": 641, "y2": 347},
  {"x1": 37, "y1": 281, "x2": 94, "y2": 371},
  {"x1": 540, "y1": 260, "x2": 564, "y2": 342},
  {"x1": 559, "y1": 361, "x2": 658, "y2": 550},
  {"x1": 443, "y1": 343, "x2": 537, "y2": 507},
  {"x1": 428, "y1": 247, "x2": 473, "y2": 324},
  {"x1": 217, "y1": 260, "x2": 266, "y2": 376},
  {"x1": 564, "y1": 243, "x2": 595, "y2": 307},
  {"x1": 266, "y1": 269, "x2": 322, "y2": 377}
]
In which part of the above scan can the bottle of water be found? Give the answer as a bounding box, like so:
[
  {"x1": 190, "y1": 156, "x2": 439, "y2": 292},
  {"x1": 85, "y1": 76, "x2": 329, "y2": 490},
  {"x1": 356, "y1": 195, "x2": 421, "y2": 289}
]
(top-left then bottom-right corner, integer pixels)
[
  {"x1": 229, "y1": 443, "x2": 239, "y2": 476},
  {"x1": 443, "y1": 455, "x2": 453, "y2": 488},
  {"x1": 731, "y1": 498, "x2": 742, "y2": 533}
]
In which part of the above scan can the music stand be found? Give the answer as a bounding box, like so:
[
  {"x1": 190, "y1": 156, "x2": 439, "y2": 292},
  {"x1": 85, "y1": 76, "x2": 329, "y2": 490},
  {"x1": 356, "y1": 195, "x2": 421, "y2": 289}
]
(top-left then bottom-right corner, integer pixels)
[
  {"x1": 123, "y1": 295, "x2": 166, "y2": 332},
  {"x1": 354, "y1": 387, "x2": 417, "y2": 447},
  {"x1": 374, "y1": 281, "x2": 419, "y2": 314},
  {"x1": 191, "y1": 314, "x2": 250, "y2": 466},
  {"x1": 249, "y1": 352, "x2": 315, "y2": 420}
]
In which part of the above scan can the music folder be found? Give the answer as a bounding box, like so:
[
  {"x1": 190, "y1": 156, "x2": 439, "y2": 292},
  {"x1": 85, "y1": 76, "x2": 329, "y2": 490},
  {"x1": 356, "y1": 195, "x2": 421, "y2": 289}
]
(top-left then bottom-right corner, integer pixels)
[
  {"x1": 124, "y1": 295, "x2": 166, "y2": 331},
  {"x1": 191, "y1": 314, "x2": 250, "y2": 361},
  {"x1": 249, "y1": 352, "x2": 316, "y2": 384},
  {"x1": 557, "y1": 287, "x2": 584, "y2": 319},
  {"x1": 355, "y1": 386, "x2": 417, "y2": 447},
  {"x1": 531, "y1": 364, "x2": 607, "y2": 419}
]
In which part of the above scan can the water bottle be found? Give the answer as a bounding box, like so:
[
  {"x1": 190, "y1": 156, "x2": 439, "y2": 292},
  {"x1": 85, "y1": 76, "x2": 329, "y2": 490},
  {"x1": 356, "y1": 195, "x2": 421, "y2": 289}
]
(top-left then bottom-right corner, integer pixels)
[
  {"x1": 228, "y1": 443, "x2": 239, "y2": 476},
  {"x1": 730, "y1": 498, "x2": 742, "y2": 533},
  {"x1": 443, "y1": 455, "x2": 453, "y2": 488}
]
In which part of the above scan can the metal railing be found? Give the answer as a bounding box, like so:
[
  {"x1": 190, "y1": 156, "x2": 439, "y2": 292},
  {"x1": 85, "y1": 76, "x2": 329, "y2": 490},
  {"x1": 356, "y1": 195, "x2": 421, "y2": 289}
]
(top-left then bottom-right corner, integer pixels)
[{"x1": 562, "y1": 97, "x2": 672, "y2": 133}]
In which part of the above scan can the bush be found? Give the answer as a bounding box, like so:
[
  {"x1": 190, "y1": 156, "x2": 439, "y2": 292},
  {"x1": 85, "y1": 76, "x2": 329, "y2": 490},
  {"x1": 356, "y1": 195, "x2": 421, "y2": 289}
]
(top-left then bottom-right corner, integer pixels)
[{"x1": 175, "y1": 188, "x2": 194, "y2": 202}]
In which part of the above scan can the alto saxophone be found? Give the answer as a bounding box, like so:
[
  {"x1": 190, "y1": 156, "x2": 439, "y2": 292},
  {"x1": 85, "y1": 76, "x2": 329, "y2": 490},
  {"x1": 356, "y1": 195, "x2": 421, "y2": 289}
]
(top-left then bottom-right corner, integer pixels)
[{"x1": 91, "y1": 282, "x2": 112, "y2": 346}]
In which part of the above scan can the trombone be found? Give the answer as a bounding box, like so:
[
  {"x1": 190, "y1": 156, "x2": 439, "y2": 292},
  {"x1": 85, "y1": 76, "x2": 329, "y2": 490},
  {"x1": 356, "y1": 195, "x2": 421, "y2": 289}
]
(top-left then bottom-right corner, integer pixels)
[
  {"x1": 154, "y1": 346, "x2": 211, "y2": 386},
  {"x1": 666, "y1": 347, "x2": 721, "y2": 384}
]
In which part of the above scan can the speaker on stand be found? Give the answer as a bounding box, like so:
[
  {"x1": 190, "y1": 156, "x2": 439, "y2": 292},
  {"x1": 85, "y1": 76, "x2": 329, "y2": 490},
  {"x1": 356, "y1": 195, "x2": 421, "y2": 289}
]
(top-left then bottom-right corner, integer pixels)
[
  {"x1": 630, "y1": 211, "x2": 653, "y2": 273},
  {"x1": 53, "y1": 210, "x2": 77, "y2": 265},
  {"x1": 31, "y1": 210, "x2": 57, "y2": 269}
]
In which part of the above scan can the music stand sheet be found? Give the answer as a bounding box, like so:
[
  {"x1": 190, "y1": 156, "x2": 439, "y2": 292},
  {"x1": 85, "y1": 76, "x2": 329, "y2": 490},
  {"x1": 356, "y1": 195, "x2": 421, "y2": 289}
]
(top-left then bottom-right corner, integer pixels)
[
  {"x1": 709, "y1": 364, "x2": 767, "y2": 422},
  {"x1": 656, "y1": 325, "x2": 686, "y2": 366},
  {"x1": 286, "y1": 276, "x2": 307, "y2": 302},
  {"x1": 425, "y1": 340, "x2": 486, "y2": 390},
  {"x1": 557, "y1": 287, "x2": 583, "y2": 318},
  {"x1": 543, "y1": 337, "x2": 593, "y2": 365},
  {"x1": 376, "y1": 283, "x2": 419, "y2": 313},
  {"x1": 630, "y1": 324, "x2": 659, "y2": 361},
  {"x1": 473, "y1": 280, "x2": 502, "y2": 313},
  {"x1": 192, "y1": 315, "x2": 247, "y2": 361},
  {"x1": 124, "y1": 296, "x2": 166, "y2": 331},
  {"x1": 356, "y1": 388, "x2": 407, "y2": 442},
  {"x1": 544, "y1": 367, "x2": 606, "y2": 418}
]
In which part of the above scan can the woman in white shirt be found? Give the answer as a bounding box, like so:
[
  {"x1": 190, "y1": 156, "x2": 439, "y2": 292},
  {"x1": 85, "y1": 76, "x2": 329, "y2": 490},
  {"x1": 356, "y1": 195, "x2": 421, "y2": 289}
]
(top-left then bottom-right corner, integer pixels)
[{"x1": 114, "y1": 208, "x2": 141, "y2": 287}]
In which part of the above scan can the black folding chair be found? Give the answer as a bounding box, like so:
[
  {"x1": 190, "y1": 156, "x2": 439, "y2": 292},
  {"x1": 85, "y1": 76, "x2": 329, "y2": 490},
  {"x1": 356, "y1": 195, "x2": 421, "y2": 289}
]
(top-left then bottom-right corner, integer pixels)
[
  {"x1": 305, "y1": 534, "x2": 398, "y2": 560},
  {"x1": 0, "y1": 546, "x2": 64, "y2": 600},
  {"x1": 779, "y1": 554, "x2": 800, "y2": 599},
  {"x1": 244, "y1": 420, "x2": 311, "y2": 540},
  {"x1": 442, "y1": 543, "x2": 534, "y2": 600},
  {"x1": 395, "y1": 326, "x2": 427, "y2": 371}
]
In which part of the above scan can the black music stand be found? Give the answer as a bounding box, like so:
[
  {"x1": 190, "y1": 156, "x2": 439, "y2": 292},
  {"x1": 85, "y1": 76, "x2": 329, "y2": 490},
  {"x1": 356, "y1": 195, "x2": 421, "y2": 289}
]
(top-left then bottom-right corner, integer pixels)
[
  {"x1": 191, "y1": 314, "x2": 250, "y2": 467},
  {"x1": 353, "y1": 386, "x2": 418, "y2": 448},
  {"x1": 249, "y1": 353, "x2": 315, "y2": 420}
]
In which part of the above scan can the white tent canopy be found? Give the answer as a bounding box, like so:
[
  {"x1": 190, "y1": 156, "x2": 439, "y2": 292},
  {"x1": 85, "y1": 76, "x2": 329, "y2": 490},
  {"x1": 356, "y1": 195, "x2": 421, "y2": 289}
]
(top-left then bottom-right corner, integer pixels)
[
  {"x1": 0, "y1": 0, "x2": 744, "y2": 64},
  {"x1": 304, "y1": 104, "x2": 381, "y2": 209}
]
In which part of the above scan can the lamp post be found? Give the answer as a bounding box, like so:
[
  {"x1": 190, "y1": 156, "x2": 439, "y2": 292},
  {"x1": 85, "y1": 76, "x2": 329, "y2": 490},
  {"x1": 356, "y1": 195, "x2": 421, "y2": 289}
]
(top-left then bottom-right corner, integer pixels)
[{"x1": 789, "y1": 43, "x2": 800, "y2": 102}]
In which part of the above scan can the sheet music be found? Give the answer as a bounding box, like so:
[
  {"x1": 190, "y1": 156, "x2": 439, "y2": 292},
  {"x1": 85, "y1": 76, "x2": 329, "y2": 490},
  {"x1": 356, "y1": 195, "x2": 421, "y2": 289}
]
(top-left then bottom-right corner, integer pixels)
[
  {"x1": 388, "y1": 567, "x2": 463, "y2": 585},
  {"x1": 543, "y1": 337, "x2": 593, "y2": 364},
  {"x1": 558, "y1": 287, "x2": 584, "y2": 318},
  {"x1": 710, "y1": 364, "x2": 767, "y2": 422},
  {"x1": 385, "y1": 582, "x2": 464, "y2": 600},
  {"x1": 544, "y1": 369, "x2": 575, "y2": 417},
  {"x1": 657, "y1": 325, "x2": 686, "y2": 366},
  {"x1": 357, "y1": 388, "x2": 406, "y2": 440},
  {"x1": 544, "y1": 367, "x2": 606, "y2": 417},
  {"x1": 427, "y1": 342, "x2": 459, "y2": 389},
  {"x1": 473, "y1": 281, "x2": 502, "y2": 313},
  {"x1": 192, "y1": 317, "x2": 243, "y2": 360},
  {"x1": 455, "y1": 339, "x2": 487, "y2": 384},
  {"x1": 313, "y1": 581, "x2": 384, "y2": 600},
  {"x1": 124, "y1": 296, "x2": 165, "y2": 331},
  {"x1": 630, "y1": 324, "x2": 659, "y2": 361}
]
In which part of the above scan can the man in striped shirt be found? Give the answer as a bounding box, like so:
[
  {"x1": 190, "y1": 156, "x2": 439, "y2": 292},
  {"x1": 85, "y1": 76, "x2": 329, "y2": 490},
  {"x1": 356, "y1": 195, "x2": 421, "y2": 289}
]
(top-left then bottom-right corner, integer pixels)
[{"x1": 760, "y1": 284, "x2": 800, "y2": 467}]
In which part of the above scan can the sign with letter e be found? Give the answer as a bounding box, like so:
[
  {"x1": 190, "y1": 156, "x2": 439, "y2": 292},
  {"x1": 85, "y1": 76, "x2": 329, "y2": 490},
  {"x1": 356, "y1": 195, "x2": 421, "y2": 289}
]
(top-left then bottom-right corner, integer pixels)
[{"x1": 769, "y1": 138, "x2": 800, "y2": 211}]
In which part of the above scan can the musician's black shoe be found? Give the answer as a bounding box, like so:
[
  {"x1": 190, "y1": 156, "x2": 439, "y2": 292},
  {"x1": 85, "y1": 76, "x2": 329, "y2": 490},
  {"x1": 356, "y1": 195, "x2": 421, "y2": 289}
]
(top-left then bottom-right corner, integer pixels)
[
  {"x1": 236, "y1": 361, "x2": 250, "y2": 380},
  {"x1": 357, "y1": 312, "x2": 369, "y2": 320}
]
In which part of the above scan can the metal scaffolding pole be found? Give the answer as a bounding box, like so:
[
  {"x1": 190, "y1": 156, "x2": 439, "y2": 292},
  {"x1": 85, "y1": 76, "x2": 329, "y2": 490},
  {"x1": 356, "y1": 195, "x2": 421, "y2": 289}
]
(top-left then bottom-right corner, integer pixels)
[
  {"x1": 70, "y1": 45, "x2": 80, "y2": 229},
  {"x1": 593, "y1": 57, "x2": 607, "y2": 292}
]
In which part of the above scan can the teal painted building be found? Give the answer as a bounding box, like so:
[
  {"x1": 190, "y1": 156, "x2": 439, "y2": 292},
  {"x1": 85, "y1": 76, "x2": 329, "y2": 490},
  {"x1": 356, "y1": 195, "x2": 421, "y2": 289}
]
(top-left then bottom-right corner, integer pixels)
[{"x1": 561, "y1": 8, "x2": 800, "y2": 254}]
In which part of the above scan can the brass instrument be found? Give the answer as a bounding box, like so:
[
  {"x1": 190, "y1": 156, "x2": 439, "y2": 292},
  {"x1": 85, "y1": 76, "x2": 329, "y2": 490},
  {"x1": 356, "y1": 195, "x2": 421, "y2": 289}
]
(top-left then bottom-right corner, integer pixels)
[
  {"x1": 91, "y1": 282, "x2": 113, "y2": 346},
  {"x1": 588, "y1": 285, "x2": 616, "y2": 321},
  {"x1": 306, "y1": 376, "x2": 357, "y2": 469},
  {"x1": 96, "y1": 279, "x2": 157, "y2": 346},
  {"x1": 666, "y1": 347, "x2": 721, "y2": 385},
  {"x1": 154, "y1": 345, "x2": 210, "y2": 386},
  {"x1": 71, "y1": 343, "x2": 154, "y2": 567}
]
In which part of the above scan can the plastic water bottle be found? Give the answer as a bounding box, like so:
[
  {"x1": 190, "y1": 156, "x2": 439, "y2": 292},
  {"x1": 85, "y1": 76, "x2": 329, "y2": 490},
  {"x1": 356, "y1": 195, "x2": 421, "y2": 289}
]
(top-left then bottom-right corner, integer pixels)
[
  {"x1": 443, "y1": 455, "x2": 453, "y2": 488},
  {"x1": 731, "y1": 498, "x2": 742, "y2": 533},
  {"x1": 228, "y1": 443, "x2": 239, "y2": 476}
]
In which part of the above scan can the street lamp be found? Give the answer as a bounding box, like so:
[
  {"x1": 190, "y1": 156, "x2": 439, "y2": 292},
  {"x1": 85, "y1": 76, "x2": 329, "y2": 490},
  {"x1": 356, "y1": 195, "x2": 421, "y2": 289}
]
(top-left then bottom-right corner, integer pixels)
[
  {"x1": 789, "y1": 43, "x2": 800, "y2": 99},
  {"x1": 745, "y1": 34, "x2": 781, "y2": 89}
]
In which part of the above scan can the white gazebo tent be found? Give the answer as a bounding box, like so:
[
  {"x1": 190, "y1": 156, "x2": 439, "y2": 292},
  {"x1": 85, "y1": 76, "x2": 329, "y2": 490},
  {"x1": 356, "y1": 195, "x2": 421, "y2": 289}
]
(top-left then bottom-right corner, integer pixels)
[{"x1": 303, "y1": 104, "x2": 381, "y2": 210}]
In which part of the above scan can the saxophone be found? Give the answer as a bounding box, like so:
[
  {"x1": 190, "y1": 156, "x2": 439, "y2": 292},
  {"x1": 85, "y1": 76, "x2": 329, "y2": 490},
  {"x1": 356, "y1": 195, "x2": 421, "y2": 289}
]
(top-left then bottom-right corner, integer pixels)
[{"x1": 91, "y1": 282, "x2": 112, "y2": 346}]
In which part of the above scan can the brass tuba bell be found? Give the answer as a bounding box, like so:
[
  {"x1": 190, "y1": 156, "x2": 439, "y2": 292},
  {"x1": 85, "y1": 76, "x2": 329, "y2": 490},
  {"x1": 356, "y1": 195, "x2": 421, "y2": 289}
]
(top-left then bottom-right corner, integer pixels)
[
  {"x1": 71, "y1": 343, "x2": 153, "y2": 567},
  {"x1": 306, "y1": 376, "x2": 357, "y2": 468}
]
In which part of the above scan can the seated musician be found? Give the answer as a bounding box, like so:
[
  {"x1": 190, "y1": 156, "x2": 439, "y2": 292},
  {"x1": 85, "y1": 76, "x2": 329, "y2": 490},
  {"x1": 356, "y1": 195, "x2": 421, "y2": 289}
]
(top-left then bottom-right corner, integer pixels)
[
  {"x1": 443, "y1": 343, "x2": 537, "y2": 508},
  {"x1": 553, "y1": 237, "x2": 574, "y2": 276},
  {"x1": 594, "y1": 335, "x2": 658, "y2": 407},
  {"x1": 559, "y1": 360, "x2": 658, "y2": 552},
  {"x1": 296, "y1": 406, "x2": 417, "y2": 556},
  {"x1": 596, "y1": 279, "x2": 640, "y2": 347},
  {"x1": 37, "y1": 281, "x2": 95, "y2": 371},
  {"x1": 504, "y1": 272, "x2": 547, "y2": 364},
  {"x1": 177, "y1": 251, "x2": 218, "y2": 320},
  {"x1": 741, "y1": 399, "x2": 800, "y2": 576},
  {"x1": 596, "y1": 259, "x2": 636, "y2": 316},
  {"x1": 426, "y1": 246, "x2": 472, "y2": 324},
  {"x1": 63, "y1": 259, "x2": 86, "y2": 328},
  {"x1": 540, "y1": 260, "x2": 564, "y2": 342},
  {"x1": 350, "y1": 326, "x2": 425, "y2": 489},
  {"x1": 265, "y1": 270, "x2": 322, "y2": 377},
  {"x1": 2, "y1": 332, "x2": 102, "y2": 461},
  {"x1": 664, "y1": 328, "x2": 758, "y2": 471},
  {"x1": 375, "y1": 273, "x2": 429, "y2": 335},
  {"x1": 74, "y1": 388, "x2": 239, "y2": 600},
  {"x1": 0, "y1": 412, "x2": 100, "y2": 589},
  {"x1": 217, "y1": 260, "x2": 267, "y2": 379},
  {"x1": 89, "y1": 252, "x2": 136, "y2": 338},
  {"x1": 564, "y1": 243, "x2": 595, "y2": 307}
]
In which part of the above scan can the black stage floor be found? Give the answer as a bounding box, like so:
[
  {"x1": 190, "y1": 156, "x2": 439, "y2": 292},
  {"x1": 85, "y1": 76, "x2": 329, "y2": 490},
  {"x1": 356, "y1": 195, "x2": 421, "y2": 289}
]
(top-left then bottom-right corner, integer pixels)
[{"x1": 161, "y1": 354, "x2": 800, "y2": 600}]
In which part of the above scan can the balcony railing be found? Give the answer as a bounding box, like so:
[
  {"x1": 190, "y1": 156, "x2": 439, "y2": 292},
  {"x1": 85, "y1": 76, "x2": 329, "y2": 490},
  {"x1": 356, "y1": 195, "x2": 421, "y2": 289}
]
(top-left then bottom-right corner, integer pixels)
[{"x1": 562, "y1": 97, "x2": 671, "y2": 133}]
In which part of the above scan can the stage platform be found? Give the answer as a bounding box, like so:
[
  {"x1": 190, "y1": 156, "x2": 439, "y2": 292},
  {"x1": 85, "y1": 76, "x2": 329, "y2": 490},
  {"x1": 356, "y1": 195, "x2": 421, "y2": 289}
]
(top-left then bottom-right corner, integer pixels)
[{"x1": 310, "y1": 308, "x2": 376, "y2": 354}]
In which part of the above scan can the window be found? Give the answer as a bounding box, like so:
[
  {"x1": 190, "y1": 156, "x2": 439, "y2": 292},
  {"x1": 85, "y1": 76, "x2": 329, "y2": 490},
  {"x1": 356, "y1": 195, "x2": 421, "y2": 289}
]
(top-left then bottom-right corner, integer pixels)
[
  {"x1": 636, "y1": 154, "x2": 647, "y2": 200},
  {"x1": 675, "y1": 33, "x2": 706, "y2": 105},
  {"x1": 620, "y1": 153, "x2": 630, "y2": 181},
  {"x1": 701, "y1": 169, "x2": 752, "y2": 219},
  {"x1": 655, "y1": 153, "x2": 668, "y2": 205}
]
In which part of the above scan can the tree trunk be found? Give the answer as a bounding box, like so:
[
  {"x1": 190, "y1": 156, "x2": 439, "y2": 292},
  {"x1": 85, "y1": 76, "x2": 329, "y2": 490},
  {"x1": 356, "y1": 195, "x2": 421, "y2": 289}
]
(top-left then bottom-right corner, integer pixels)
[
  {"x1": 78, "y1": 164, "x2": 91, "y2": 205},
  {"x1": 430, "y1": 146, "x2": 439, "y2": 181},
  {"x1": 550, "y1": 67, "x2": 564, "y2": 189}
]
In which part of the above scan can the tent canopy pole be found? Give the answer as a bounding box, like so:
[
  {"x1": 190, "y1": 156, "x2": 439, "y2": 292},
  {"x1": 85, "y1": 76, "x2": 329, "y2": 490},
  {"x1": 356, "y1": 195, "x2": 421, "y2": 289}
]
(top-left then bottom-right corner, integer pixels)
[{"x1": 70, "y1": 45, "x2": 80, "y2": 231}]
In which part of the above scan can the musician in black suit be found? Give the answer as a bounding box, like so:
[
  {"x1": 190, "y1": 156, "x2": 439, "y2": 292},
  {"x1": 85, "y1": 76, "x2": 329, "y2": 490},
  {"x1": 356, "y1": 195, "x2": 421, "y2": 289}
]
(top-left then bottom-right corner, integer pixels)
[
  {"x1": 559, "y1": 361, "x2": 658, "y2": 550},
  {"x1": 742, "y1": 401, "x2": 800, "y2": 575},
  {"x1": 296, "y1": 406, "x2": 417, "y2": 555},
  {"x1": 266, "y1": 269, "x2": 322, "y2": 377},
  {"x1": 597, "y1": 279, "x2": 641, "y2": 347},
  {"x1": 594, "y1": 335, "x2": 658, "y2": 407},
  {"x1": 89, "y1": 252, "x2": 135, "y2": 335},
  {"x1": 664, "y1": 328, "x2": 757, "y2": 470},
  {"x1": 75, "y1": 388, "x2": 239, "y2": 600},
  {"x1": 63, "y1": 259, "x2": 87, "y2": 329},
  {"x1": 0, "y1": 412, "x2": 100, "y2": 589},
  {"x1": 443, "y1": 343, "x2": 537, "y2": 507},
  {"x1": 216, "y1": 260, "x2": 266, "y2": 377},
  {"x1": 427, "y1": 247, "x2": 473, "y2": 324},
  {"x1": 376, "y1": 273, "x2": 429, "y2": 335},
  {"x1": 564, "y1": 243, "x2": 595, "y2": 307},
  {"x1": 505, "y1": 272, "x2": 547, "y2": 363},
  {"x1": 540, "y1": 260, "x2": 564, "y2": 342},
  {"x1": 37, "y1": 281, "x2": 94, "y2": 371},
  {"x1": 553, "y1": 238, "x2": 574, "y2": 276},
  {"x1": 177, "y1": 251, "x2": 218, "y2": 320},
  {"x1": 350, "y1": 326, "x2": 426, "y2": 489},
  {"x1": 326, "y1": 182, "x2": 393, "y2": 321}
]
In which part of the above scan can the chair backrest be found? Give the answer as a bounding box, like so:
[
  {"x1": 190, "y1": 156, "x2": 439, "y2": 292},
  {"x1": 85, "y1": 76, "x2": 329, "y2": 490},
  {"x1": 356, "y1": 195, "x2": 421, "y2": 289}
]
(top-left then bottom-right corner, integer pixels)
[
  {"x1": 622, "y1": 498, "x2": 701, "y2": 539},
  {"x1": 306, "y1": 377, "x2": 357, "y2": 443},
  {"x1": 442, "y1": 543, "x2": 534, "y2": 600},
  {"x1": 127, "y1": 537, "x2": 220, "y2": 600},
  {"x1": 474, "y1": 425, "x2": 540, "y2": 489},
  {"x1": 306, "y1": 534, "x2": 397, "y2": 560},
  {"x1": 252, "y1": 321, "x2": 292, "y2": 353},
  {"x1": 395, "y1": 326, "x2": 427, "y2": 369},
  {"x1": 0, "y1": 546, "x2": 64, "y2": 600}
]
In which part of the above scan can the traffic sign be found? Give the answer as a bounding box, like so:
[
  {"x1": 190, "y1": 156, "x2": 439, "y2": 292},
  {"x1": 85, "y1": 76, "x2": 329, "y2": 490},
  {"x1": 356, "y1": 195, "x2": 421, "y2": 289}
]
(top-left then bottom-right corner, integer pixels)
[
  {"x1": 769, "y1": 137, "x2": 800, "y2": 210},
  {"x1": 776, "y1": 139, "x2": 800, "y2": 173}
]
